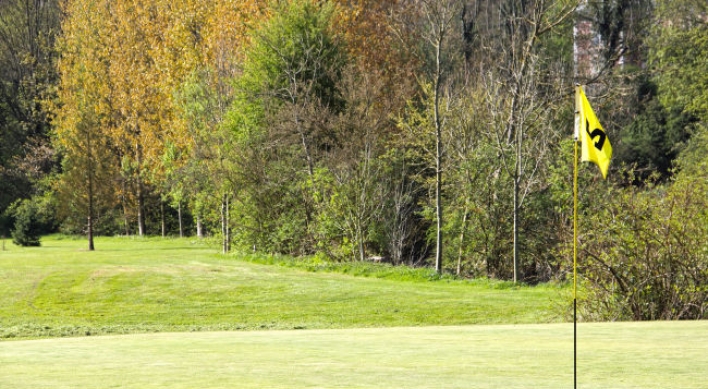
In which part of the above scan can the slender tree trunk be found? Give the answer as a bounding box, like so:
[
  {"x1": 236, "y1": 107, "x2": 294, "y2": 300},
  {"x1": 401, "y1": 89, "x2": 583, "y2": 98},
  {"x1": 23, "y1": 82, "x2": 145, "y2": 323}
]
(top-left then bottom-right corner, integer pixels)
[
  {"x1": 87, "y1": 187, "x2": 95, "y2": 250},
  {"x1": 122, "y1": 205, "x2": 130, "y2": 235},
  {"x1": 121, "y1": 174, "x2": 130, "y2": 235},
  {"x1": 87, "y1": 168, "x2": 95, "y2": 249},
  {"x1": 178, "y1": 201, "x2": 183, "y2": 238},
  {"x1": 221, "y1": 194, "x2": 226, "y2": 253},
  {"x1": 87, "y1": 215, "x2": 95, "y2": 251},
  {"x1": 357, "y1": 223, "x2": 365, "y2": 262},
  {"x1": 513, "y1": 118, "x2": 522, "y2": 283},
  {"x1": 137, "y1": 176, "x2": 145, "y2": 236},
  {"x1": 301, "y1": 131, "x2": 314, "y2": 177},
  {"x1": 221, "y1": 193, "x2": 230, "y2": 253},
  {"x1": 196, "y1": 213, "x2": 203, "y2": 238},
  {"x1": 456, "y1": 203, "x2": 468, "y2": 276},
  {"x1": 434, "y1": 34, "x2": 444, "y2": 274},
  {"x1": 135, "y1": 143, "x2": 146, "y2": 237},
  {"x1": 161, "y1": 199, "x2": 166, "y2": 237},
  {"x1": 86, "y1": 124, "x2": 95, "y2": 251},
  {"x1": 225, "y1": 195, "x2": 230, "y2": 252},
  {"x1": 506, "y1": 84, "x2": 521, "y2": 283},
  {"x1": 513, "y1": 161, "x2": 520, "y2": 283},
  {"x1": 294, "y1": 109, "x2": 314, "y2": 177}
]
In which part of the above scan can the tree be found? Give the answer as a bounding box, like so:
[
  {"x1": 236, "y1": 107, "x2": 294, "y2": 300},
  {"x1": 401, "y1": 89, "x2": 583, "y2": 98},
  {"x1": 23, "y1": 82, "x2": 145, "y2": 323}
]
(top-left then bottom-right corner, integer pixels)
[
  {"x1": 240, "y1": 0, "x2": 345, "y2": 172},
  {"x1": 175, "y1": 67, "x2": 237, "y2": 252},
  {"x1": 419, "y1": 0, "x2": 462, "y2": 273},
  {"x1": 650, "y1": 0, "x2": 708, "y2": 123},
  {"x1": 310, "y1": 66, "x2": 397, "y2": 261},
  {"x1": 53, "y1": 0, "x2": 119, "y2": 249},
  {"x1": 55, "y1": 0, "x2": 264, "y2": 240},
  {"x1": 474, "y1": 0, "x2": 574, "y2": 282},
  {"x1": 322, "y1": 0, "x2": 424, "y2": 263},
  {"x1": 648, "y1": 0, "x2": 708, "y2": 179},
  {"x1": 9, "y1": 199, "x2": 41, "y2": 246},
  {"x1": 0, "y1": 0, "x2": 61, "y2": 235},
  {"x1": 616, "y1": 89, "x2": 695, "y2": 182},
  {"x1": 226, "y1": 0, "x2": 347, "y2": 255}
]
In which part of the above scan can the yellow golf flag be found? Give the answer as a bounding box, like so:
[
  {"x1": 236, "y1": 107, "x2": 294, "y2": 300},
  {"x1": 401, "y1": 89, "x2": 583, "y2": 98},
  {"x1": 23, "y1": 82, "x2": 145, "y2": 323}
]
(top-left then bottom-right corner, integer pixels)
[{"x1": 576, "y1": 85, "x2": 612, "y2": 179}]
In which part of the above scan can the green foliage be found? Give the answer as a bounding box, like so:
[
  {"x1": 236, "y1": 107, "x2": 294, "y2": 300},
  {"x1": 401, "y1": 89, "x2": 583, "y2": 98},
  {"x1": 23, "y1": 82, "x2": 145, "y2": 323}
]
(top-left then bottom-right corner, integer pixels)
[
  {"x1": 241, "y1": 0, "x2": 345, "y2": 109},
  {"x1": 0, "y1": 0, "x2": 61, "y2": 234},
  {"x1": 225, "y1": 0, "x2": 350, "y2": 255},
  {"x1": 240, "y1": 250, "x2": 459, "y2": 282},
  {"x1": 8, "y1": 196, "x2": 56, "y2": 247},
  {"x1": 10, "y1": 202, "x2": 41, "y2": 247},
  {"x1": 616, "y1": 82, "x2": 696, "y2": 181},
  {"x1": 676, "y1": 123, "x2": 708, "y2": 178},
  {"x1": 5, "y1": 0, "x2": 708, "y2": 327},
  {"x1": 580, "y1": 175, "x2": 708, "y2": 320},
  {"x1": 650, "y1": 0, "x2": 708, "y2": 122}
]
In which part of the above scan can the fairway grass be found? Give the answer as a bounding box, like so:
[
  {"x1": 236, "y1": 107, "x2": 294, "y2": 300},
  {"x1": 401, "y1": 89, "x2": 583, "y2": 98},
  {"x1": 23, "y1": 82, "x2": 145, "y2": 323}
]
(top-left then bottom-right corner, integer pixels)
[
  {"x1": 1, "y1": 321, "x2": 706, "y2": 388},
  {"x1": 2, "y1": 237, "x2": 706, "y2": 388},
  {"x1": 1, "y1": 236, "x2": 562, "y2": 339}
]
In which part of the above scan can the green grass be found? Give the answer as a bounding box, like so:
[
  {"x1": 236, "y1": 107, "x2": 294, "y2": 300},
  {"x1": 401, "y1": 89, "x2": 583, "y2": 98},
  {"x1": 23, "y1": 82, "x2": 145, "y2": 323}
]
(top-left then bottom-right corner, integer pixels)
[
  {"x1": 0, "y1": 235, "x2": 563, "y2": 339},
  {"x1": 1, "y1": 322, "x2": 706, "y2": 388},
  {"x1": 1, "y1": 236, "x2": 705, "y2": 388}
]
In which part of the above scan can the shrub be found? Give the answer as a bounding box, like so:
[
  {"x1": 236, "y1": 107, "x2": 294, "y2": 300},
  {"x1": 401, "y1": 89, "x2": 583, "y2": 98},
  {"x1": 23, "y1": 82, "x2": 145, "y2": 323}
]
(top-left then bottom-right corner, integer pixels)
[
  {"x1": 581, "y1": 177, "x2": 708, "y2": 320},
  {"x1": 10, "y1": 199, "x2": 42, "y2": 247}
]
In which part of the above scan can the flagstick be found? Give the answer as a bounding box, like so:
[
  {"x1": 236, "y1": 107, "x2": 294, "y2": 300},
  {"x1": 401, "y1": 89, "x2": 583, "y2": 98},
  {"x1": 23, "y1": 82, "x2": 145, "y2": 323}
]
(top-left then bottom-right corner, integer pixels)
[
  {"x1": 573, "y1": 84, "x2": 581, "y2": 389},
  {"x1": 573, "y1": 121, "x2": 580, "y2": 389}
]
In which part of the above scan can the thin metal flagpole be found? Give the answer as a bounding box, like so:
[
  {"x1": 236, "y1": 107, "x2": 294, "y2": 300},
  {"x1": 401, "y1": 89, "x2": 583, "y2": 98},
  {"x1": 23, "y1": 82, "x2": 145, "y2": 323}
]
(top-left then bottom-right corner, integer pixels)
[
  {"x1": 573, "y1": 138, "x2": 579, "y2": 389},
  {"x1": 573, "y1": 84, "x2": 581, "y2": 389}
]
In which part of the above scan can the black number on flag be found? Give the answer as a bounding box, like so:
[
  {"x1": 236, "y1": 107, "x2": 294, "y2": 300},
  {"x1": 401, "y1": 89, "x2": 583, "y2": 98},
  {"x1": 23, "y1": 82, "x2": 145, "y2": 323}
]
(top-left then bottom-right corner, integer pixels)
[{"x1": 586, "y1": 119, "x2": 606, "y2": 151}]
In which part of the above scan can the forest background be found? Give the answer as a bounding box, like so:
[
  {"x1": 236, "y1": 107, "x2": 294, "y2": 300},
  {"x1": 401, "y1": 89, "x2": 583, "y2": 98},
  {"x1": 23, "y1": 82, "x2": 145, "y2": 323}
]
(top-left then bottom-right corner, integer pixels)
[{"x1": 1, "y1": 0, "x2": 707, "y2": 321}]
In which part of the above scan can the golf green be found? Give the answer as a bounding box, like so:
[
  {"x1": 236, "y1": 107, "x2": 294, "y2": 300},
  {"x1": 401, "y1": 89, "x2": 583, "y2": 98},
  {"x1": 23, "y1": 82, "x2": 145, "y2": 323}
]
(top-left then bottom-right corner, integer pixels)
[{"x1": 2, "y1": 321, "x2": 706, "y2": 388}]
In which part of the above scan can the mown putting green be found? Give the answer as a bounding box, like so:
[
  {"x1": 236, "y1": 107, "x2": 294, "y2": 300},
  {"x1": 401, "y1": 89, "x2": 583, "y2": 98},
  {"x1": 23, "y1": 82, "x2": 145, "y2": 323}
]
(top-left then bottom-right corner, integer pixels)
[{"x1": 1, "y1": 322, "x2": 706, "y2": 388}]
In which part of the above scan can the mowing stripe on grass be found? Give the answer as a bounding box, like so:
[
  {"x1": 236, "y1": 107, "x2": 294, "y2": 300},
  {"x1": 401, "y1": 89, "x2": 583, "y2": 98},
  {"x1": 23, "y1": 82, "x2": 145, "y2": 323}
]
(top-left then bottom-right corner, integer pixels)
[
  {"x1": 1, "y1": 236, "x2": 562, "y2": 339},
  {"x1": 1, "y1": 322, "x2": 706, "y2": 389}
]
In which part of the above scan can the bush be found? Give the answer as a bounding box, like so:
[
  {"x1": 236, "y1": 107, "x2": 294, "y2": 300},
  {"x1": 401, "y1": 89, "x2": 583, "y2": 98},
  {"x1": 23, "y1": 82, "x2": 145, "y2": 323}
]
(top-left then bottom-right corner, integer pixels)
[
  {"x1": 10, "y1": 199, "x2": 42, "y2": 246},
  {"x1": 580, "y1": 176, "x2": 708, "y2": 320}
]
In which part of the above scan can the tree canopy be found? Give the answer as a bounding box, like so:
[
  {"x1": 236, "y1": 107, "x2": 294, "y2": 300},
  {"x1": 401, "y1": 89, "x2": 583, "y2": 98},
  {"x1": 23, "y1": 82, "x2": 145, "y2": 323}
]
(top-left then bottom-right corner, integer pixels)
[{"x1": 1, "y1": 0, "x2": 707, "y2": 319}]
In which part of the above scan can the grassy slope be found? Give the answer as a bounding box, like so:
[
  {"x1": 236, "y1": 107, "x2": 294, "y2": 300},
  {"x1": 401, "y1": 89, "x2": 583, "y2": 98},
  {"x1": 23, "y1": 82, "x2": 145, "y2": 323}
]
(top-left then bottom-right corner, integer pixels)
[
  {"x1": 2, "y1": 322, "x2": 707, "y2": 388},
  {"x1": 0, "y1": 236, "x2": 564, "y2": 339}
]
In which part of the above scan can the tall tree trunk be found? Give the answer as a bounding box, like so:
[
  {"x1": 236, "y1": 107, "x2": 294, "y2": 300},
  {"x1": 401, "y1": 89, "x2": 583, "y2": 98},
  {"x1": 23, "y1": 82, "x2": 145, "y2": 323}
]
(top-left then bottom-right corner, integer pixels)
[
  {"x1": 87, "y1": 186, "x2": 95, "y2": 250},
  {"x1": 434, "y1": 31, "x2": 444, "y2": 274},
  {"x1": 226, "y1": 196, "x2": 230, "y2": 252},
  {"x1": 456, "y1": 203, "x2": 468, "y2": 276},
  {"x1": 136, "y1": 143, "x2": 146, "y2": 237},
  {"x1": 196, "y1": 213, "x2": 203, "y2": 238},
  {"x1": 121, "y1": 175, "x2": 130, "y2": 236},
  {"x1": 161, "y1": 199, "x2": 166, "y2": 237},
  {"x1": 178, "y1": 201, "x2": 183, "y2": 238},
  {"x1": 221, "y1": 194, "x2": 226, "y2": 253},
  {"x1": 357, "y1": 222, "x2": 365, "y2": 262},
  {"x1": 221, "y1": 193, "x2": 230, "y2": 253},
  {"x1": 513, "y1": 147, "x2": 521, "y2": 283},
  {"x1": 137, "y1": 175, "x2": 145, "y2": 236},
  {"x1": 87, "y1": 180, "x2": 95, "y2": 251},
  {"x1": 87, "y1": 214, "x2": 95, "y2": 251},
  {"x1": 87, "y1": 125, "x2": 95, "y2": 251}
]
